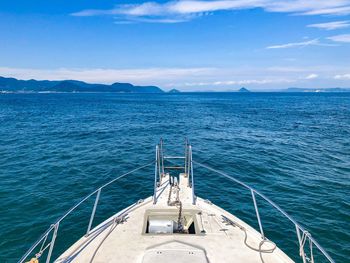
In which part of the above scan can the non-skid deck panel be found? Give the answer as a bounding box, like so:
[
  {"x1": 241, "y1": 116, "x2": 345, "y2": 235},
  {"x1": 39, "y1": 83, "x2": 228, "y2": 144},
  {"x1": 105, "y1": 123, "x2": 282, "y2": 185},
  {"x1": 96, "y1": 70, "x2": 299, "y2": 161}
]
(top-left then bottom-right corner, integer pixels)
[{"x1": 142, "y1": 241, "x2": 209, "y2": 263}]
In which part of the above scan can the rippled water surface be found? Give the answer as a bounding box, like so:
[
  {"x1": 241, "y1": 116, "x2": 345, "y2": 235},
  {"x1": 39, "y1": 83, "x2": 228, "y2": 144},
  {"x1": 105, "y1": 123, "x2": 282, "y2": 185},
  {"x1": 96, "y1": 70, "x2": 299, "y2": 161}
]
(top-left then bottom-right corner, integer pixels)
[{"x1": 0, "y1": 93, "x2": 349, "y2": 262}]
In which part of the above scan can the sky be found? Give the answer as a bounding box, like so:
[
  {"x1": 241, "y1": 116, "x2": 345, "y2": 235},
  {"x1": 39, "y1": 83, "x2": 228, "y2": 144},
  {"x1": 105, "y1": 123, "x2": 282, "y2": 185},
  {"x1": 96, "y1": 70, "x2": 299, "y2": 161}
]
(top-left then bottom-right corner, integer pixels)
[{"x1": 1, "y1": 0, "x2": 350, "y2": 91}]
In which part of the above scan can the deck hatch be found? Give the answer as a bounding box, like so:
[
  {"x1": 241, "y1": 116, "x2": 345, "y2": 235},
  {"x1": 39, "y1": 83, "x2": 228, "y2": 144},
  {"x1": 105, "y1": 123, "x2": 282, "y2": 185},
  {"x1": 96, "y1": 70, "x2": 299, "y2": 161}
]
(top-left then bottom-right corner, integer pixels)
[{"x1": 143, "y1": 209, "x2": 199, "y2": 235}]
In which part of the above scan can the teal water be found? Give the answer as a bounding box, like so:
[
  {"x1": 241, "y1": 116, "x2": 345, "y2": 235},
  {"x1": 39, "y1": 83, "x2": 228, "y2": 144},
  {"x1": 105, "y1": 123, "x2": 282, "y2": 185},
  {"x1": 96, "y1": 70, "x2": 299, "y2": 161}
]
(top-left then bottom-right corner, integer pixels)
[{"x1": 0, "y1": 93, "x2": 349, "y2": 262}]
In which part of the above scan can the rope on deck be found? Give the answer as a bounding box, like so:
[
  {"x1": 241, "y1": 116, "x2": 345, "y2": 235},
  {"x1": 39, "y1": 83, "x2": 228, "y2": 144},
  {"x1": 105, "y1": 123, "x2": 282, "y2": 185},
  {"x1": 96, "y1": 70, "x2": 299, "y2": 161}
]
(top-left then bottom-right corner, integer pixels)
[{"x1": 222, "y1": 215, "x2": 276, "y2": 263}]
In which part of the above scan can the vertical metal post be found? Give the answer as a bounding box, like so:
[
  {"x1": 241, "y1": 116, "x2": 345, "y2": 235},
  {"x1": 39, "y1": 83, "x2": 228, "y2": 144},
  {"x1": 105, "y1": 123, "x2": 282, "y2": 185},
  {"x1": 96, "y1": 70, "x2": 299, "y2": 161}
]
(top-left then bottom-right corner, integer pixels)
[
  {"x1": 157, "y1": 145, "x2": 161, "y2": 182},
  {"x1": 190, "y1": 146, "x2": 196, "y2": 205},
  {"x1": 296, "y1": 225, "x2": 307, "y2": 263},
  {"x1": 251, "y1": 189, "x2": 264, "y2": 239},
  {"x1": 160, "y1": 139, "x2": 165, "y2": 176},
  {"x1": 46, "y1": 222, "x2": 59, "y2": 263},
  {"x1": 187, "y1": 143, "x2": 191, "y2": 179},
  {"x1": 86, "y1": 188, "x2": 101, "y2": 236},
  {"x1": 184, "y1": 139, "x2": 188, "y2": 175},
  {"x1": 153, "y1": 145, "x2": 158, "y2": 204}
]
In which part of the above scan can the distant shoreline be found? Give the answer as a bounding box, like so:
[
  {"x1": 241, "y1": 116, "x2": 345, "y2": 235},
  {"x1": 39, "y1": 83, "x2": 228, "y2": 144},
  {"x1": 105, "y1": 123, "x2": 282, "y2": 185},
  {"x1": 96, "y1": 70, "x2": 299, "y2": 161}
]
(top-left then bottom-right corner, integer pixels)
[
  {"x1": 0, "y1": 76, "x2": 163, "y2": 94},
  {"x1": 2, "y1": 90, "x2": 350, "y2": 94},
  {"x1": 1, "y1": 76, "x2": 349, "y2": 93}
]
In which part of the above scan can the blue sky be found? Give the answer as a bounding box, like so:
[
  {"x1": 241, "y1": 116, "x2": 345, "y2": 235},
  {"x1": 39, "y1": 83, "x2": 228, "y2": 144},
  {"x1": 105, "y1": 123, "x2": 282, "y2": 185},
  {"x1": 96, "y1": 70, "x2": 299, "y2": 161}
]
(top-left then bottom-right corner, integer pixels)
[{"x1": 1, "y1": 0, "x2": 350, "y2": 91}]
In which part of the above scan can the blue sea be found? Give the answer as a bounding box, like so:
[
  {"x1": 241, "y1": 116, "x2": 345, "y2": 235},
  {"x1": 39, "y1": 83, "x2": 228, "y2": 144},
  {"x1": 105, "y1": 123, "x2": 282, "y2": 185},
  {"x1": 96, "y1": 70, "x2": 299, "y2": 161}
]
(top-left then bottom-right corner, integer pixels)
[{"x1": 0, "y1": 93, "x2": 349, "y2": 263}]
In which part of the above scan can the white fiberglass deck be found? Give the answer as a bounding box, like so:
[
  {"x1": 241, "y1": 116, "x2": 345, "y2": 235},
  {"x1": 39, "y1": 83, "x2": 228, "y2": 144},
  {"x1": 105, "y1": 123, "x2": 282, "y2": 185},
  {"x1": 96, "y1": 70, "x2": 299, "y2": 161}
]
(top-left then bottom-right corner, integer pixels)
[{"x1": 56, "y1": 173, "x2": 294, "y2": 263}]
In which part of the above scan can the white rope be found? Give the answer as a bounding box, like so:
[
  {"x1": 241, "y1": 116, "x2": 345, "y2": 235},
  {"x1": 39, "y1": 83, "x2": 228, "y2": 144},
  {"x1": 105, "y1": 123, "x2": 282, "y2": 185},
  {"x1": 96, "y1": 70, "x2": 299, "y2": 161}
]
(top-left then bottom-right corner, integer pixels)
[
  {"x1": 300, "y1": 231, "x2": 309, "y2": 257},
  {"x1": 300, "y1": 231, "x2": 314, "y2": 263},
  {"x1": 35, "y1": 233, "x2": 49, "y2": 258},
  {"x1": 309, "y1": 236, "x2": 314, "y2": 263},
  {"x1": 222, "y1": 215, "x2": 276, "y2": 263},
  {"x1": 89, "y1": 215, "x2": 127, "y2": 263}
]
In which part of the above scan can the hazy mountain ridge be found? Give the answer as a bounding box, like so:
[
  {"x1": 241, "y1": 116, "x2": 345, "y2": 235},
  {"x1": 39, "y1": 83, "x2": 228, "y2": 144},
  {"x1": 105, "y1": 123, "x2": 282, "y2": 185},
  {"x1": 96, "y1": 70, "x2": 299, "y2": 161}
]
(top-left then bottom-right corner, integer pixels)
[
  {"x1": 1, "y1": 77, "x2": 349, "y2": 93},
  {"x1": 0, "y1": 77, "x2": 164, "y2": 93}
]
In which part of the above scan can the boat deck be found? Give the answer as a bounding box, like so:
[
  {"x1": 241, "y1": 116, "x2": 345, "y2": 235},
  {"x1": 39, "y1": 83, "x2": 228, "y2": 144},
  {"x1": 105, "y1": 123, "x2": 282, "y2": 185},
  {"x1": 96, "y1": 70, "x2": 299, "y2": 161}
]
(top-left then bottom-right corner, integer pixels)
[{"x1": 56, "y1": 173, "x2": 294, "y2": 263}]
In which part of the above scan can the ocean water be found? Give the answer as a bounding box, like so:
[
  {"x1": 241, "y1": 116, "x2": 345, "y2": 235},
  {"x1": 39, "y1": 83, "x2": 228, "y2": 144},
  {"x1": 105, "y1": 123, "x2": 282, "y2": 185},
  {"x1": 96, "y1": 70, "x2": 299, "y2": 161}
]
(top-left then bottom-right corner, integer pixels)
[{"x1": 0, "y1": 93, "x2": 349, "y2": 263}]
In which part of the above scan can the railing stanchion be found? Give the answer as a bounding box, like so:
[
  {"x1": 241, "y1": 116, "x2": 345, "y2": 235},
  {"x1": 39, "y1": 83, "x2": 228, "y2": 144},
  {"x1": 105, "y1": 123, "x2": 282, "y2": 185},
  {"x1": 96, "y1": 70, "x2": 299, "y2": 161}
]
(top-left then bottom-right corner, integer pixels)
[
  {"x1": 157, "y1": 145, "x2": 161, "y2": 181},
  {"x1": 187, "y1": 144, "x2": 191, "y2": 180},
  {"x1": 251, "y1": 189, "x2": 264, "y2": 239},
  {"x1": 86, "y1": 188, "x2": 101, "y2": 236},
  {"x1": 190, "y1": 146, "x2": 196, "y2": 205},
  {"x1": 184, "y1": 139, "x2": 188, "y2": 175},
  {"x1": 153, "y1": 145, "x2": 159, "y2": 204},
  {"x1": 46, "y1": 223, "x2": 59, "y2": 263},
  {"x1": 160, "y1": 139, "x2": 165, "y2": 176}
]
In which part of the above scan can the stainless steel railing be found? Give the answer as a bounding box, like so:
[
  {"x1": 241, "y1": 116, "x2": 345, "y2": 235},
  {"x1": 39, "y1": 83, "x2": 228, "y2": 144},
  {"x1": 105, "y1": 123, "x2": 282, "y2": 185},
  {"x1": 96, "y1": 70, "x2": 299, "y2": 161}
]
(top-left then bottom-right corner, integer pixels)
[
  {"x1": 153, "y1": 139, "x2": 196, "y2": 205},
  {"x1": 18, "y1": 161, "x2": 154, "y2": 263},
  {"x1": 19, "y1": 141, "x2": 335, "y2": 263},
  {"x1": 193, "y1": 160, "x2": 335, "y2": 263}
]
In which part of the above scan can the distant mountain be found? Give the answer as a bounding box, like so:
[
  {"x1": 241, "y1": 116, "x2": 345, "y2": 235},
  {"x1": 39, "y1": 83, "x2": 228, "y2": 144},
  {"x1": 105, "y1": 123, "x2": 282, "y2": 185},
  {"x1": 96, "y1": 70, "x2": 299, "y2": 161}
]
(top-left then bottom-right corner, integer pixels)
[
  {"x1": 238, "y1": 87, "x2": 250, "y2": 92},
  {"x1": 286, "y1": 87, "x2": 350, "y2": 92},
  {"x1": 0, "y1": 77, "x2": 164, "y2": 93},
  {"x1": 168, "y1": 89, "x2": 180, "y2": 93}
]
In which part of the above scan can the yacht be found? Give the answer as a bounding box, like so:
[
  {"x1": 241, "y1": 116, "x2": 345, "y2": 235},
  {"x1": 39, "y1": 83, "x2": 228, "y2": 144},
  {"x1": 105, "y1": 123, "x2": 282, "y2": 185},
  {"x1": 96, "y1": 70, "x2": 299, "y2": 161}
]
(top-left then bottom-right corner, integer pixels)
[{"x1": 20, "y1": 140, "x2": 335, "y2": 263}]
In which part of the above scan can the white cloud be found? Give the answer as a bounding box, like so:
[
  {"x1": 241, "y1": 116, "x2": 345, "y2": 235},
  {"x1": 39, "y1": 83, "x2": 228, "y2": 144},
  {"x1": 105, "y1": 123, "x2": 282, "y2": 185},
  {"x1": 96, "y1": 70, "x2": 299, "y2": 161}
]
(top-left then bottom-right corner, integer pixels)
[
  {"x1": 307, "y1": 20, "x2": 350, "y2": 30},
  {"x1": 114, "y1": 17, "x2": 190, "y2": 24},
  {"x1": 305, "y1": 73, "x2": 318, "y2": 79},
  {"x1": 301, "y1": 6, "x2": 350, "y2": 15},
  {"x1": 334, "y1": 73, "x2": 350, "y2": 79},
  {"x1": 0, "y1": 66, "x2": 214, "y2": 85},
  {"x1": 265, "y1": 1, "x2": 349, "y2": 13},
  {"x1": 71, "y1": 0, "x2": 350, "y2": 23},
  {"x1": 266, "y1": 38, "x2": 339, "y2": 49},
  {"x1": 181, "y1": 78, "x2": 294, "y2": 87},
  {"x1": 267, "y1": 66, "x2": 307, "y2": 72},
  {"x1": 327, "y1": 34, "x2": 350, "y2": 43},
  {"x1": 266, "y1": 39, "x2": 320, "y2": 49},
  {"x1": 72, "y1": 1, "x2": 265, "y2": 17}
]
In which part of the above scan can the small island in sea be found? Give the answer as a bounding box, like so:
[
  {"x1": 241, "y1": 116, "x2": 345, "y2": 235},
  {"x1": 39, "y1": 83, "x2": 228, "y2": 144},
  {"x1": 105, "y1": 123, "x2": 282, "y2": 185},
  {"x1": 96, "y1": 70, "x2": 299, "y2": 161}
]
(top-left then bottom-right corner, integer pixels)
[
  {"x1": 0, "y1": 76, "x2": 164, "y2": 93},
  {"x1": 238, "y1": 87, "x2": 250, "y2": 92},
  {"x1": 168, "y1": 89, "x2": 181, "y2": 93}
]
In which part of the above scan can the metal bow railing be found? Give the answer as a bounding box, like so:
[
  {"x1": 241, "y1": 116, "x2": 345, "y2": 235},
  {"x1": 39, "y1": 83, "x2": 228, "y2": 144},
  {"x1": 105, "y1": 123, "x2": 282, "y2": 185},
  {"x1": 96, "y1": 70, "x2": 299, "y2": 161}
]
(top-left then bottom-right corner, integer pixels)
[
  {"x1": 18, "y1": 140, "x2": 336, "y2": 263},
  {"x1": 153, "y1": 139, "x2": 195, "y2": 205},
  {"x1": 193, "y1": 160, "x2": 335, "y2": 263},
  {"x1": 18, "y1": 161, "x2": 154, "y2": 263}
]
